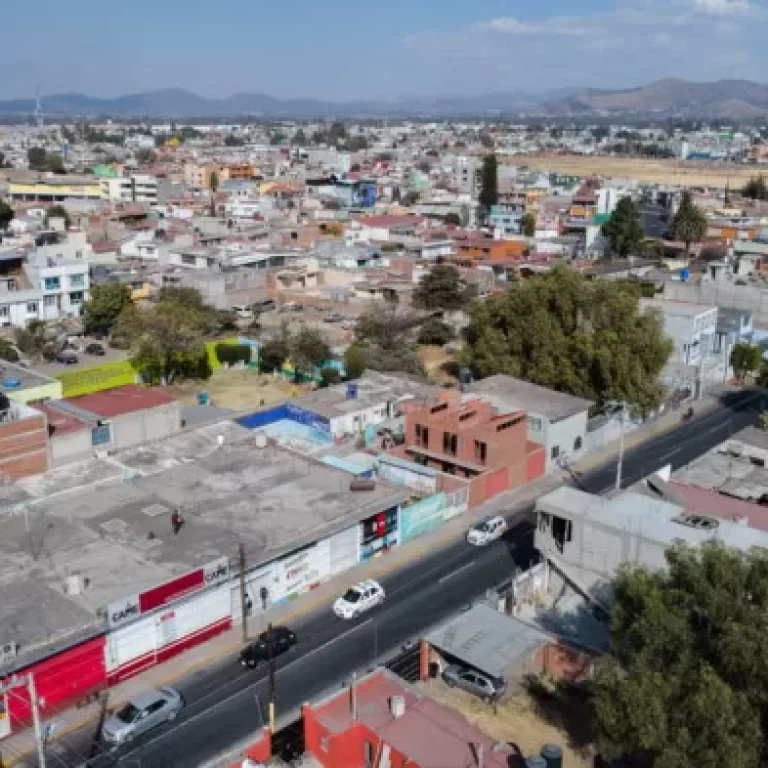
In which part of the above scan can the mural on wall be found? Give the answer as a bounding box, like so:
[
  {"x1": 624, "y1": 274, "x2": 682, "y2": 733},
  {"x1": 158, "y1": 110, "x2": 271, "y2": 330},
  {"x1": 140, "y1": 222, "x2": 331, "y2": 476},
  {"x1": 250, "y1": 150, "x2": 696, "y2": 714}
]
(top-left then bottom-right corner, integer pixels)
[
  {"x1": 359, "y1": 506, "x2": 399, "y2": 561},
  {"x1": 399, "y1": 493, "x2": 449, "y2": 543}
]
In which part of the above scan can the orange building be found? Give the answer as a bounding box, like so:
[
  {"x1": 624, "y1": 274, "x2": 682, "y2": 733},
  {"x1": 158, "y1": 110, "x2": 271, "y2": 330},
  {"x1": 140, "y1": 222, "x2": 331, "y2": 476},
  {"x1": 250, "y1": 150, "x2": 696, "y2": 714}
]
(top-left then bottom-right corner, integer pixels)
[{"x1": 451, "y1": 234, "x2": 528, "y2": 260}]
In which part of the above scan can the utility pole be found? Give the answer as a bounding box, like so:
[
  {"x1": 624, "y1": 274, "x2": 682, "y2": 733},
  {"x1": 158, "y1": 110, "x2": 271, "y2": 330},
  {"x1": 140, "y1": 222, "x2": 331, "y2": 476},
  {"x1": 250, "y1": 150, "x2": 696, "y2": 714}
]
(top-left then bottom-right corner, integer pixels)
[
  {"x1": 1, "y1": 676, "x2": 46, "y2": 768},
  {"x1": 267, "y1": 623, "x2": 276, "y2": 734},
  {"x1": 239, "y1": 543, "x2": 248, "y2": 644},
  {"x1": 615, "y1": 406, "x2": 625, "y2": 492}
]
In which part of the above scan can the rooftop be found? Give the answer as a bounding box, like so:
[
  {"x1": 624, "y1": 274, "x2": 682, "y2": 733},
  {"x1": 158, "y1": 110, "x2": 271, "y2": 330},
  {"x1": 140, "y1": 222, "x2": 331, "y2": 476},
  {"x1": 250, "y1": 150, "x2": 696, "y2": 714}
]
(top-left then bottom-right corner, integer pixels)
[
  {"x1": 0, "y1": 421, "x2": 409, "y2": 662},
  {"x1": 0, "y1": 361, "x2": 59, "y2": 397},
  {"x1": 640, "y1": 298, "x2": 718, "y2": 317},
  {"x1": 468, "y1": 375, "x2": 593, "y2": 422},
  {"x1": 311, "y1": 668, "x2": 509, "y2": 768},
  {"x1": 64, "y1": 384, "x2": 177, "y2": 420}
]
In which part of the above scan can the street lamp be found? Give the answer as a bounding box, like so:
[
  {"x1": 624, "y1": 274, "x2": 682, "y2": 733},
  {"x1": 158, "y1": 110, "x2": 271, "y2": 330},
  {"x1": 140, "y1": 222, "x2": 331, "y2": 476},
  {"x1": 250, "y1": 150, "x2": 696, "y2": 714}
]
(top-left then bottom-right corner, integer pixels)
[{"x1": 605, "y1": 401, "x2": 627, "y2": 491}]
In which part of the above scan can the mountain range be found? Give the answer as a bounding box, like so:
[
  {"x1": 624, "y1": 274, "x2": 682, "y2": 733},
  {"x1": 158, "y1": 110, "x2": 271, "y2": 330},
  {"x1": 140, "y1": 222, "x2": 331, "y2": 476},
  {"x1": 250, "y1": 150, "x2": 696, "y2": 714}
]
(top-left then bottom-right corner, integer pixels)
[{"x1": 3, "y1": 79, "x2": 768, "y2": 119}]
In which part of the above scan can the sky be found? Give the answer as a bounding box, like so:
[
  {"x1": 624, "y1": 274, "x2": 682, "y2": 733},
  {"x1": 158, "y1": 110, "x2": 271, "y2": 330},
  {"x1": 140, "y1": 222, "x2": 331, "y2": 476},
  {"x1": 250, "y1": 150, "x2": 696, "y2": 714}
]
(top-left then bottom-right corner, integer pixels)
[{"x1": 1, "y1": 0, "x2": 766, "y2": 101}]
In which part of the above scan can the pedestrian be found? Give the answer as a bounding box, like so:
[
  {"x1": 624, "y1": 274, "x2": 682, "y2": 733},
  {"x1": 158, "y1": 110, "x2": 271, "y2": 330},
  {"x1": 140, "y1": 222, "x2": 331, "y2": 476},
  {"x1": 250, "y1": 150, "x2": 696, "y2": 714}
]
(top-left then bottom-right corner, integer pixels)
[{"x1": 171, "y1": 509, "x2": 184, "y2": 535}]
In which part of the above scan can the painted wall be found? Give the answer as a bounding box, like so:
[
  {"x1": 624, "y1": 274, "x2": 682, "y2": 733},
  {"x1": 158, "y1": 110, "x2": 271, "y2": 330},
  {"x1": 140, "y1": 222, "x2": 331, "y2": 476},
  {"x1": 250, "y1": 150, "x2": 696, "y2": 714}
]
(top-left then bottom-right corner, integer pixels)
[{"x1": 7, "y1": 380, "x2": 63, "y2": 405}]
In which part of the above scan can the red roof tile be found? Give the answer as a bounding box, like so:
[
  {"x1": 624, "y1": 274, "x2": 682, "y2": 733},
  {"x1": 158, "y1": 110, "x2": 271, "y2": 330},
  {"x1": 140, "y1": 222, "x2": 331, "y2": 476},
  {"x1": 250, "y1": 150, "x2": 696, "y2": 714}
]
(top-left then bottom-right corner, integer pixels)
[
  {"x1": 33, "y1": 402, "x2": 89, "y2": 436},
  {"x1": 66, "y1": 385, "x2": 177, "y2": 419}
]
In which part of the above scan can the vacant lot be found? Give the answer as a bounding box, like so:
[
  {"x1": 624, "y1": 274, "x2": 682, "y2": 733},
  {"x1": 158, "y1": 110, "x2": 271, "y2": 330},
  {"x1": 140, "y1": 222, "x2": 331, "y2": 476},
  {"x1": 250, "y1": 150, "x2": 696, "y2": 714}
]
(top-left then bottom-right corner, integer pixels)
[
  {"x1": 161, "y1": 368, "x2": 303, "y2": 411},
  {"x1": 508, "y1": 154, "x2": 758, "y2": 189},
  {"x1": 425, "y1": 678, "x2": 596, "y2": 768}
]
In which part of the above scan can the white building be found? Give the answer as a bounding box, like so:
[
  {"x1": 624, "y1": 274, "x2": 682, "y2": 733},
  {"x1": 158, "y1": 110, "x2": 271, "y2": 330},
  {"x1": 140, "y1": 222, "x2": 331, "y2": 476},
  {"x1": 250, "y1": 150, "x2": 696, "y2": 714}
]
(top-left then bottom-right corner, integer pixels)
[
  {"x1": 27, "y1": 251, "x2": 90, "y2": 320},
  {"x1": 100, "y1": 175, "x2": 158, "y2": 204},
  {"x1": 641, "y1": 299, "x2": 718, "y2": 366}
]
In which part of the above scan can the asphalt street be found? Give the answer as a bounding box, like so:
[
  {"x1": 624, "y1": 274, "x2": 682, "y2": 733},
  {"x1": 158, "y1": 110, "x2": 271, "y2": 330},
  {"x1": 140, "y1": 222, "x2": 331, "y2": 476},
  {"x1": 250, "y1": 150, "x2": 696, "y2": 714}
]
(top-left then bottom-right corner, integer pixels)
[{"x1": 37, "y1": 388, "x2": 766, "y2": 768}]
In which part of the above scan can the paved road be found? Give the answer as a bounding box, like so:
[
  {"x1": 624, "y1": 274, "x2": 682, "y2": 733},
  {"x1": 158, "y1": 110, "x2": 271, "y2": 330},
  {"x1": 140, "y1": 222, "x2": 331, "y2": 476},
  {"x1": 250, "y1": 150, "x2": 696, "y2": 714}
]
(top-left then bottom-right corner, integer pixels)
[
  {"x1": 37, "y1": 388, "x2": 766, "y2": 768},
  {"x1": 578, "y1": 389, "x2": 767, "y2": 494},
  {"x1": 48, "y1": 522, "x2": 537, "y2": 768}
]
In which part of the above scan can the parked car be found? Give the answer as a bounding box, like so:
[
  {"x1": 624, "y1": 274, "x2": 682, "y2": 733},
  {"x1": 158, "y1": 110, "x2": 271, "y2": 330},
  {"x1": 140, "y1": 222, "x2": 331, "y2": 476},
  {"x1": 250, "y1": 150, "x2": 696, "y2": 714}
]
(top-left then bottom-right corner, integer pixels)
[
  {"x1": 55, "y1": 349, "x2": 78, "y2": 365},
  {"x1": 240, "y1": 625, "x2": 297, "y2": 669},
  {"x1": 333, "y1": 580, "x2": 385, "y2": 620},
  {"x1": 323, "y1": 312, "x2": 344, "y2": 323},
  {"x1": 101, "y1": 687, "x2": 183, "y2": 747},
  {"x1": 231, "y1": 304, "x2": 254, "y2": 320},
  {"x1": 466, "y1": 515, "x2": 507, "y2": 546},
  {"x1": 442, "y1": 665, "x2": 507, "y2": 702},
  {"x1": 85, "y1": 342, "x2": 106, "y2": 356},
  {"x1": 255, "y1": 299, "x2": 276, "y2": 313}
]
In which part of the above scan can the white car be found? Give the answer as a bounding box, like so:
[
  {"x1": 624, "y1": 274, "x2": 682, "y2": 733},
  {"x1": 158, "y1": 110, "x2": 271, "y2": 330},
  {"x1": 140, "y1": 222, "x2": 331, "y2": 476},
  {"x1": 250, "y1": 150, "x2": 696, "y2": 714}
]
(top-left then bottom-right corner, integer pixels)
[
  {"x1": 467, "y1": 515, "x2": 507, "y2": 546},
  {"x1": 333, "y1": 580, "x2": 385, "y2": 619}
]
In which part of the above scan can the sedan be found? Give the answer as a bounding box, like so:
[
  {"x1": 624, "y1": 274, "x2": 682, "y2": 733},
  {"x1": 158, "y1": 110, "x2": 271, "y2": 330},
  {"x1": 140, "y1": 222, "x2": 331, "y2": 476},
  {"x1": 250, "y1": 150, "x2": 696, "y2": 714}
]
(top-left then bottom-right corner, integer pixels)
[
  {"x1": 333, "y1": 579, "x2": 385, "y2": 620},
  {"x1": 240, "y1": 625, "x2": 297, "y2": 669},
  {"x1": 85, "y1": 342, "x2": 106, "y2": 356},
  {"x1": 466, "y1": 515, "x2": 507, "y2": 546},
  {"x1": 101, "y1": 687, "x2": 183, "y2": 747},
  {"x1": 442, "y1": 665, "x2": 507, "y2": 702}
]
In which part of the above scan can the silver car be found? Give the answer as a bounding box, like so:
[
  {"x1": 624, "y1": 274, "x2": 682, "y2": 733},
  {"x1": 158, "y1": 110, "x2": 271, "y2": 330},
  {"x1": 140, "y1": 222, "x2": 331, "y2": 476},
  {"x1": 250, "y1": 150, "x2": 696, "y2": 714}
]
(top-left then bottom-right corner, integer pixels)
[
  {"x1": 442, "y1": 665, "x2": 507, "y2": 702},
  {"x1": 101, "y1": 687, "x2": 183, "y2": 747}
]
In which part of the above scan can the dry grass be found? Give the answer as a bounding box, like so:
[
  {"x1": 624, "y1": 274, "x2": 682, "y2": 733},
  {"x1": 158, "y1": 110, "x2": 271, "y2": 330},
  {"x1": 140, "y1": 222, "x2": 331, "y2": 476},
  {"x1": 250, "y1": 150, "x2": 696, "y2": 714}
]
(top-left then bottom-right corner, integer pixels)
[
  {"x1": 419, "y1": 345, "x2": 460, "y2": 385},
  {"x1": 160, "y1": 368, "x2": 304, "y2": 411},
  {"x1": 507, "y1": 154, "x2": 758, "y2": 189},
  {"x1": 425, "y1": 678, "x2": 596, "y2": 768}
]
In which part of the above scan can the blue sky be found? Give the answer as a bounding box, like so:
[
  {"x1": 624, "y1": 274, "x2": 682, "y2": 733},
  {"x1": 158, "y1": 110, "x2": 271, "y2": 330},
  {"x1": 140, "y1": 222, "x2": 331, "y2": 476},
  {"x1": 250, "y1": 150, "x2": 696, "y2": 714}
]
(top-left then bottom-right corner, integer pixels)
[{"x1": 1, "y1": 0, "x2": 764, "y2": 100}]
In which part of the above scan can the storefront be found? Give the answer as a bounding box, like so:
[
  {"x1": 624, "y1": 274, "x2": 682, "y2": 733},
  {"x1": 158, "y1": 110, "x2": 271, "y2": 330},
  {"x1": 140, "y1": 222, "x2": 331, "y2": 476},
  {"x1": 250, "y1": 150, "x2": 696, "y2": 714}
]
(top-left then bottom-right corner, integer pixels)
[{"x1": 359, "y1": 506, "x2": 399, "y2": 561}]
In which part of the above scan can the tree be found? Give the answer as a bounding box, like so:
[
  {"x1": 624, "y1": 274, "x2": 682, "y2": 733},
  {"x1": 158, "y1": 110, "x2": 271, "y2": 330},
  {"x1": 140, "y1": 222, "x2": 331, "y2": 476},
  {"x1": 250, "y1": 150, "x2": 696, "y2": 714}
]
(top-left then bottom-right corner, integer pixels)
[
  {"x1": 215, "y1": 343, "x2": 251, "y2": 366},
  {"x1": 224, "y1": 134, "x2": 245, "y2": 147},
  {"x1": 0, "y1": 339, "x2": 19, "y2": 362},
  {"x1": 209, "y1": 171, "x2": 219, "y2": 218},
  {"x1": 344, "y1": 344, "x2": 367, "y2": 379},
  {"x1": 594, "y1": 542, "x2": 765, "y2": 768},
  {"x1": 354, "y1": 304, "x2": 426, "y2": 378},
  {"x1": 292, "y1": 128, "x2": 307, "y2": 147},
  {"x1": 320, "y1": 366, "x2": 342, "y2": 387},
  {"x1": 13, "y1": 321, "x2": 46, "y2": 361},
  {"x1": 0, "y1": 200, "x2": 14, "y2": 232},
  {"x1": 402, "y1": 191, "x2": 420, "y2": 206},
  {"x1": 289, "y1": 324, "x2": 331, "y2": 379},
  {"x1": 742, "y1": 175, "x2": 768, "y2": 201},
  {"x1": 83, "y1": 283, "x2": 133, "y2": 335},
  {"x1": 479, "y1": 132, "x2": 494, "y2": 149},
  {"x1": 478, "y1": 154, "x2": 498, "y2": 221},
  {"x1": 158, "y1": 286, "x2": 206, "y2": 310},
  {"x1": 521, "y1": 212, "x2": 536, "y2": 238},
  {"x1": 443, "y1": 212, "x2": 461, "y2": 226},
  {"x1": 115, "y1": 299, "x2": 210, "y2": 384},
  {"x1": 461, "y1": 265, "x2": 673, "y2": 413},
  {"x1": 412, "y1": 264, "x2": 468, "y2": 311},
  {"x1": 418, "y1": 317, "x2": 455, "y2": 346},
  {"x1": 136, "y1": 148, "x2": 157, "y2": 165},
  {"x1": 671, "y1": 191, "x2": 708, "y2": 255},
  {"x1": 27, "y1": 147, "x2": 47, "y2": 171},
  {"x1": 259, "y1": 338, "x2": 289, "y2": 373},
  {"x1": 730, "y1": 342, "x2": 763, "y2": 384},
  {"x1": 45, "y1": 205, "x2": 71, "y2": 229},
  {"x1": 602, "y1": 197, "x2": 644, "y2": 258}
]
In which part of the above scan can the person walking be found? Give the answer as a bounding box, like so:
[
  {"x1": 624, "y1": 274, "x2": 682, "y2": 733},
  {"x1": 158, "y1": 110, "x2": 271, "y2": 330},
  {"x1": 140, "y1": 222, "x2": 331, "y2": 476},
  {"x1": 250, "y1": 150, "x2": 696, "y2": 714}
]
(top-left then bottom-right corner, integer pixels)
[{"x1": 171, "y1": 508, "x2": 184, "y2": 535}]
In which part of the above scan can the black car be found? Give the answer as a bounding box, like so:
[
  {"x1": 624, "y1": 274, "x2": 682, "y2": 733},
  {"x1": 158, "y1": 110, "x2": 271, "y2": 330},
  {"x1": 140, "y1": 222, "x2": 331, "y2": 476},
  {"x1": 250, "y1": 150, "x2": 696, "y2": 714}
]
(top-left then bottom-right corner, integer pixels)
[
  {"x1": 240, "y1": 626, "x2": 297, "y2": 669},
  {"x1": 85, "y1": 342, "x2": 106, "y2": 356}
]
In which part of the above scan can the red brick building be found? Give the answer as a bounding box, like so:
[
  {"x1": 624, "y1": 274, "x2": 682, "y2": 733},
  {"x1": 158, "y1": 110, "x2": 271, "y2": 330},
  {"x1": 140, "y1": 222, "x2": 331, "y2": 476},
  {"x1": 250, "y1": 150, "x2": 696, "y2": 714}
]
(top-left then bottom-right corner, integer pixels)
[
  {"x1": 303, "y1": 668, "x2": 511, "y2": 768},
  {"x1": 391, "y1": 392, "x2": 545, "y2": 508},
  {"x1": 0, "y1": 400, "x2": 49, "y2": 479}
]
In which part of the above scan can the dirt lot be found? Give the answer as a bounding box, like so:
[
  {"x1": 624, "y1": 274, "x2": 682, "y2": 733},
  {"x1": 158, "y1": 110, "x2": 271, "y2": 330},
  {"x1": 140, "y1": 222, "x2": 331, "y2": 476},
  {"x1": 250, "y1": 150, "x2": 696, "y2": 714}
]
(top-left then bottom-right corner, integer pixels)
[
  {"x1": 508, "y1": 154, "x2": 758, "y2": 189},
  {"x1": 425, "y1": 679, "x2": 596, "y2": 768},
  {"x1": 419, "y1": 345, "x2": 460, "y2": 385},
  {"x1": 161, "y1": 368, "x2": 305, "y2": 411}
]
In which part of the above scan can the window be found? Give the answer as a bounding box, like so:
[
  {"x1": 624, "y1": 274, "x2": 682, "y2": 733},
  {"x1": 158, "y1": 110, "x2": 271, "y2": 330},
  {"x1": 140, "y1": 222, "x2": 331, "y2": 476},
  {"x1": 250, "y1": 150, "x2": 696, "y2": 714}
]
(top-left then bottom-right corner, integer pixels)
[
  {"x1": 443, "y1": 432, "x2": 457, "y2": 456},
  {"x1": 364, "y1": 740, "x2": 375, "y2": 768},
  {"x1": 529, "y1": 416, "x2": 542, "y2": 432},
  {"x1": 69, "y1": 291, "x2": 84, "y2": 305},
  {"x1": 574, "y1": 436, "x2": 583, "y2": 451},
  {"x1": 181, "y1": 254, "x2": 196, "y2": 265},
  {"x1": 69, "y1": 273, "x2": 85, "y2": 288},
  {"x1": 551, "y1": 445, "x2": 560, "y2": 460},
  {"x1": 145, "y1": 699, "x2": 166, "y2": 715},
  {"x1": 44, "y1": 295, "x2": 57, "y2": 307},
  {"x1": 26, "y1": 303, "x2": 38, "y2": 315},
  {"x1": 496, "y1": 416, "x2": 524, "y2": 432},
  {"x1": 474, "y1": 440, "x2": 487, "y2": 464},
  {"x1": 551, "y1": 515, "x2": 572, "y2": 553},
  {"x1": 43, "y1": 277, "x2": 60, "y2": 291}
]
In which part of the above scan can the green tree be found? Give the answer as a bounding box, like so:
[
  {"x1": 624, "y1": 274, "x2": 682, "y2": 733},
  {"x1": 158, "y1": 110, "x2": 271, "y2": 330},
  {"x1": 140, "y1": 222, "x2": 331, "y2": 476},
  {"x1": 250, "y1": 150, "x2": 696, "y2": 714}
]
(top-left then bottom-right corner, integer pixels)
[
  {"x1": 354, "y1": 304, "x2": 426, "y2": 378},
  {"x1": 45, "y1": 204, "x2": 71, "y2": 229},
  {"x1": 0, "y1": 339, "x2": 19, "y2": 362},
  {"x1": 224, "y1": 134, "x2": 245, "y2": 147},
  {"x1": 602, "y1": 196, "x2": 644, "y2": 258},
  {"x1": 521, "y1": 212, "x2": 537, "y2": 237},
  {"x1": 0, "y1": 200, "x2": 14, "y2": 231},
  {"x1": 115, "y1": 299, "x2": 210, "y2": 384},
  {"x1": 730, "y1": 342, "x2": 763, "y2": 384},
  {"x1": 209, "y1": 171, "x2": 219, "y2": 218},
  {"x1": 83, "y1": 283, "x2": 133, "y2": 335},
  {"x1": 594, "y1": 542, "x2": 765, "y2": 768},
  {"x1": 461, "y1": 265, "x2": 673, "y2": 412},
  {"x1": 412, "y1": 264, "x2": 468, "y2": 311},
  {"x1": 402, "y1": 191, "x2": 419, "y2": 206},
  {"x1": 319, "y1": 366, "x2": 342, "y2": 386},
  {"x1": 478, "y1": 154, "x2": 499, "y2": 221},
  {"x1": 417, "y1": 317, "x2": 455, "y2": 346},
  {"x1": 13, "y1": 321, "x2": 46, "y2": 361},
  {"x1": 343, "y1": 344, "x2": 367, "y2": 379},
  {"x1": 671, "y1": 191, "x2": 708, "y2": 255},
  {"x1": 158, "y1": 286, "x2": 206, "y2": 310},
  {"x1": 27, "y1": 147, "x2": 47, "y2": 171},
  {"x1": 479, "y1": 132, "x2": 494, "y2": 149},
  {"x1": 259, "y1": 338, "x2": 289, "y2": 373},
  {"x1": 136, "y1": 148, "x2": 157, "y2": 165},
  {"x1": 289, "y1": 324, "x2": 331, "y2": 379},
  {"x1": 742, "y1": 175, "x2": 768, "y2": 200}
]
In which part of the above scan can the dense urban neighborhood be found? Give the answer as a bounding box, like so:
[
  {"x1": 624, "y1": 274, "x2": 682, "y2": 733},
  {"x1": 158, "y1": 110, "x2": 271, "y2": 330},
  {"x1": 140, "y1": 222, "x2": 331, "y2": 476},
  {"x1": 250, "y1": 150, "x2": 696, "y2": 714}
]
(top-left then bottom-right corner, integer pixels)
[{"x1": 2, "y1": 106, "x2": 768, "y2": 768}]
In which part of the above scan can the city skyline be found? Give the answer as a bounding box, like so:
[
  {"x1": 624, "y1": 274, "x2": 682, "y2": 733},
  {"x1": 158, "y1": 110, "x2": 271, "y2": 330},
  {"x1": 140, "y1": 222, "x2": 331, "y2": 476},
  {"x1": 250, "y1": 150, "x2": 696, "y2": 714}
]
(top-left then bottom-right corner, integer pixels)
[{"x1": 2, "y1": 0, "x2": 765, "y2": 101}]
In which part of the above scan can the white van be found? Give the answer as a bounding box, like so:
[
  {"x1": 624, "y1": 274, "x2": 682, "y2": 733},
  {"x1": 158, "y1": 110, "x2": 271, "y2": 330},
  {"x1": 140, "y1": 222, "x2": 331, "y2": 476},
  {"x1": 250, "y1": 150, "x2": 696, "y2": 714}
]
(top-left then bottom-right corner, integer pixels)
[{"x1": 232, "y1": 304, "x2": 254, "y2": 320}]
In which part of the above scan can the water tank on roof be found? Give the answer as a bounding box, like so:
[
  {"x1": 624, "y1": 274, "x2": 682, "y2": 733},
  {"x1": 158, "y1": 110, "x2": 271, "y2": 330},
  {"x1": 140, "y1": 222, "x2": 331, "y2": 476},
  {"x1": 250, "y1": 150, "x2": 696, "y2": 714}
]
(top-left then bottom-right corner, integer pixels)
[{"x1": 540, "y1": 744, "x2": 563, "y2": 768}]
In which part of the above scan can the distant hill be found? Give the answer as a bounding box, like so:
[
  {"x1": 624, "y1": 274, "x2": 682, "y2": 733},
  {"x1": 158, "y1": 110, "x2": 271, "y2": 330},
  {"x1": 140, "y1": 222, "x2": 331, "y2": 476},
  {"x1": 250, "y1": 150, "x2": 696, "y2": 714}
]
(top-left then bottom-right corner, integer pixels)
[{"x1": 3, "y1": 80, "x2": 768, "y2": 118}]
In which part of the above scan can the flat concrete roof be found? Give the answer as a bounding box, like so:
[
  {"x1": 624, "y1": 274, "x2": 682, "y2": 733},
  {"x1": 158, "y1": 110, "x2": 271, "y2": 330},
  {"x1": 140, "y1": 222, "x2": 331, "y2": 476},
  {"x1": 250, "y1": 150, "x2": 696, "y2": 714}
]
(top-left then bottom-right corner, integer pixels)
[
  {"x1": 0, "y1": 420, "x2": 409, "y2": 663},
  {"x1": 468, "y1": 374, "x2": 593, "y2": 422},
  {"x1": 0, "y1": 361, "x2": 59, "y2": 395},
  {"x1": 294, "y1": 371, "x2": 444, "y2": 420},
  {"x1": 641, "y1": 298, "x2": 717, "y2": 317}
]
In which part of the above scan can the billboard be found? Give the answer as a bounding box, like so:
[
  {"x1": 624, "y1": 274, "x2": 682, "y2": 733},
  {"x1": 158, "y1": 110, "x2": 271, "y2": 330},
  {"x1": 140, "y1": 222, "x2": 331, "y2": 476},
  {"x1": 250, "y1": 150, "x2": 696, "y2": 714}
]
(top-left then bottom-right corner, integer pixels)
[{"x1": 399, "y1": 493, "x2": 448, "y2": 544}]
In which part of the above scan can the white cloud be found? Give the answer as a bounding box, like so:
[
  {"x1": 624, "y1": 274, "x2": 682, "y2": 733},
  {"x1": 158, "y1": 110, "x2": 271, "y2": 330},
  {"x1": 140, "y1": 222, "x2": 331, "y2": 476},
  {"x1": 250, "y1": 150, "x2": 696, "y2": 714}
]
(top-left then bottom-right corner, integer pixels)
[
  {"x1": 474, "y1": 15, "x2": 587, "y2": 36},
  {"x1": 694, "y1": 0, "x2": 751, "y2": 15}
]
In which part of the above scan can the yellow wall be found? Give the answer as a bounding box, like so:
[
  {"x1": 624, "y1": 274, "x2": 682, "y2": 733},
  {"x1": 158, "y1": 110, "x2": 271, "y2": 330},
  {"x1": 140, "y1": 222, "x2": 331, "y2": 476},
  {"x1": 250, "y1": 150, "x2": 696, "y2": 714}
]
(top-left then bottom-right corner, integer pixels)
[
  {"x1": 57, "y1": 360, "x2": 136, "y2": 398},
  {"x1": 10, "y1": 182, "x2": 103, "y2": 199},
  {"x1": 8, "y1": 381, "x2": 63, "y2": 405}
]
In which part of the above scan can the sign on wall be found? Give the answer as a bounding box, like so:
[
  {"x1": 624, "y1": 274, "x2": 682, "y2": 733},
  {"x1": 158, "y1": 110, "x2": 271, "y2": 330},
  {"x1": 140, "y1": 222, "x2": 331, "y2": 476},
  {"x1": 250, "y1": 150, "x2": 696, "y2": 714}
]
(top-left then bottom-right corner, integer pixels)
[
  {"x1": 399, "y1": 493, "x2": 448, "y2": 544},
  {"x1": 274, "y1": 540, "x2": 331, "y2": 601},
  {"x1": 360, "y1": 507, "x2": 399, "y2": 561},
  {"x1": 107, "y1": 556, "x2": 230, "y2": 628}
]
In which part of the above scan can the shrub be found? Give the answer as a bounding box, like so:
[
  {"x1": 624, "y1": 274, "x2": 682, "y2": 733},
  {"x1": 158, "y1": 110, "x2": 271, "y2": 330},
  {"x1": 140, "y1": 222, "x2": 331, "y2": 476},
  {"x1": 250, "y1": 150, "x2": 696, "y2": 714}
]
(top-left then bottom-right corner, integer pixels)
[{"x1": 216, "y1": 343, "x2": 251, "y2": 367}]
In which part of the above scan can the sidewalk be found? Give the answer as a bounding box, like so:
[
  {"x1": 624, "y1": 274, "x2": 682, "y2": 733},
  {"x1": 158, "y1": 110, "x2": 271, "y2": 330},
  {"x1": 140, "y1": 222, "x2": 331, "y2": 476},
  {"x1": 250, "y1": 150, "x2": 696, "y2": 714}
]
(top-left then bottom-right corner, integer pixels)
[{"x1": 1, "y1": 473, "x2": 563, "y2": 768}]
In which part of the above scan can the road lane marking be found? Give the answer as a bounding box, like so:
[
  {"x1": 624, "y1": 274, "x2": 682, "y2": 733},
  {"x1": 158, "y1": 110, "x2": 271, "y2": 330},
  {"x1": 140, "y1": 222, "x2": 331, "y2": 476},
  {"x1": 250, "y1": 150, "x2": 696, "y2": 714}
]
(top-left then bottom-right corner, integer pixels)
[
  {"x1": 438, "y1": 561, "x2": 475, "y2": 583},
  {"x1": 385, "y1": 547, "x2": 472, "y2": 598}
]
